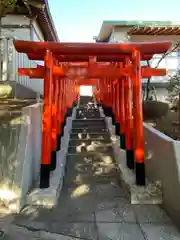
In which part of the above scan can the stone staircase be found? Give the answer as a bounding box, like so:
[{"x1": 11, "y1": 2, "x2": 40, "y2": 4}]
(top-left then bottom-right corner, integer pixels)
[
  {"x1": 65, "y1": 96, "x2": 119, "y2": 189},
  {"x1": 68, "y1": 96, "x2": 112, "y2": 155}
]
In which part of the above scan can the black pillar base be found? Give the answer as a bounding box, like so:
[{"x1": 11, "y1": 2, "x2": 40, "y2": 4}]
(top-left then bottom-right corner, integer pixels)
[
  {"x1": 126, "y1": 150, "x2": 135, "y2": 169},
  {"x1": 65, "y1": 107, "x2": 72, "y2": 118},
  {"x1": 135, "y1": 162, "x2": 146, "y2": 186},
  {"x1": 115, "y1": 122, "x2": 120, "y2": 135},
  {"x1": 103, "y1": 107, "x2": 115, "y2": 125},
  {"x1": 56, "y1": 134, "x2": 61, "y2": 151},
  {"x1": 40, "y1": 164, "x2": 50, "y2": 188},
  {"x1": 120, "y1": 133, "x2": 126, "y2": 149},
  {"x1": 107, "y1": 107, "x2": 113, "y2": 118},
  {"x1": 102, "y1": 105, "x2": 107, "y2": 115},
  {"x1": 61, "y1": 121, "x2": 66, "y2": 136},
  {"x1": 111, "y1": 113, "x2": 116, "y2": 125},
  {"x1": 49, "y1": 150, "x2": 57, "y2": 171},
  {"x1": 73, "y1": 101, "x2": 77, "y2": 107}
]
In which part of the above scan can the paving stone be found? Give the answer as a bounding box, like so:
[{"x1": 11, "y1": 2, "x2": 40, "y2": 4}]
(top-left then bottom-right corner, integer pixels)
[
  {"x1": 6, "y1": 223, "x2": 95, "y2": 239},
  {"x1": 95, "y1": 198, "x2": 136, "y2": 223},
  {"x1": 140, "y1": 223, "x2": 180, "y2": 240},
  {"x1": 49, "y1": 222, "x2": 98, "y2": 240},
  {"x1": 97, "y1": 223, "x2": 145, "y2": 240},
  {"x1": 56, "y1": 194, "x2": 96, "y2": 215},
  {"x1": 4, "y1": 224, "x2": 40, "y2": 240},
  {"x1": 133, "y1": 205, "x2": 172, "y2": 224},
  {"x1": 94, "y1": 183, "x2": 128, "y2": 198},
  {"x1": 39, "y1": 231, "x2": 81, "y2": 240}
]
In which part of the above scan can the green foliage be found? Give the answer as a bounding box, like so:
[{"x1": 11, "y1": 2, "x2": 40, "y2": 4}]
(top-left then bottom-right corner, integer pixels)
[
  {"x1": 0, "y1": 0, "x2": 19, "y2": 18},
  {"x1": 167, "y1": 69, "x2": 180, "y2": 99},
  {"x1": 7, "y1": 0, "x2": 18, "y2": 8}
]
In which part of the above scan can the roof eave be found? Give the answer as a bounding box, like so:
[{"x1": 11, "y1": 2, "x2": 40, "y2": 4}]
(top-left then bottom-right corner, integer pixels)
[
  {"x1": 44, "y1": 0, "x2": 59, "y2": 41},
  {"x1": 30, "y1": 0, "x2": 59, "y2": 42},
  {"x1": 97, "y1": 20, "x2": 180, "y2": 42}
]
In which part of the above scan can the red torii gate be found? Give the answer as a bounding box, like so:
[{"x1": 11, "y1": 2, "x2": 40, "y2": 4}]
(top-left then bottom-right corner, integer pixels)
[{"x1": 13, "y1": 40, "x2": 172, "y2": 189}]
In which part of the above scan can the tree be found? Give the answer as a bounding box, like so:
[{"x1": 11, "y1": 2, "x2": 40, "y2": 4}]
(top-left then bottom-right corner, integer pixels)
[
  {"x1": 166, "y1": 69, "x2": 180, "y2": 126},
  {"x1": 0, "y1": 0, "x2": 19, "y2": 19},
  {"x1": 167, "y1": 69, "x2": 180, "y2": 107}
]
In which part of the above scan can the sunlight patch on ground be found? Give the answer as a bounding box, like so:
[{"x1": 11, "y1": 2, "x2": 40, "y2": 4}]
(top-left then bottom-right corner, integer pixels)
[
  {"x1": 71, "y1": 184, "x2": 90, "y2": 198},
  {"x1": 101, "y1": 156, "x2": 113, "y2": 164}
]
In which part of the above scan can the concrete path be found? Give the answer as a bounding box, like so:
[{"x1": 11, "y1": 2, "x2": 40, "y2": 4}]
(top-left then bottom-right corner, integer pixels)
[{"x1": 4, "y1": 96, "x2": 180, "y2": 239}]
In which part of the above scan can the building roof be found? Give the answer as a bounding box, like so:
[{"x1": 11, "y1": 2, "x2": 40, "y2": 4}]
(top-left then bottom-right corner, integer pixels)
[
  {"x1": 28, "y1": 0, "x2": 59, "y2": 41},
  {"x1": 36, "y1": 0, "x2": 59, "y2": 41},
  {"x1": 96, "y1": 20, "x2": 180, "y2": 42}
]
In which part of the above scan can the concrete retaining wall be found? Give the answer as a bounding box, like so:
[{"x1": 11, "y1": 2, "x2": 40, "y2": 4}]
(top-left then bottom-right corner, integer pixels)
[
  {"x1": 0, "y1": 103, "x2": 42, "y2": 213},
  {"x1": 26, "y1": 106, "x2": 77, "y2": 208},
  {"x1": 144, "y1": 123, "x2": 180, "y2": 227}
]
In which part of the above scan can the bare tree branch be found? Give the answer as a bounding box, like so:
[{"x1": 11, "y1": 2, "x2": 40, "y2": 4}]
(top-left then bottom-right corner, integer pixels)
[{"x1": 154, "y1": 42, "x2": 180, "y2": 69}]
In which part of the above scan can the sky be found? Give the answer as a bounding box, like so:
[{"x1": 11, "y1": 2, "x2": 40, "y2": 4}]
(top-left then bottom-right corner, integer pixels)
[{"x1": 48, "y1": 0, "x2": 180, "y2": 42}]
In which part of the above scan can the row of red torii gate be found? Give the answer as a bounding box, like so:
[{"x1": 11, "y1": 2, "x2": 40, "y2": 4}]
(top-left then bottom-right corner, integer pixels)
[{"x1": 13, "y1": 40, "x2": 172, "y2": 189}]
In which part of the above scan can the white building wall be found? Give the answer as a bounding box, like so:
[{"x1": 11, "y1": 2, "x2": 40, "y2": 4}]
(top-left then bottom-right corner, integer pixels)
[
  {"x1": 109, "y1": 27, "x2": 132, "y2": 42},
  {"x1": 1, "y1": 15, "x2": 45, "y2": 95},
  {"x1": 1, "y1": 15, "x2": 30, "y2": 25}
]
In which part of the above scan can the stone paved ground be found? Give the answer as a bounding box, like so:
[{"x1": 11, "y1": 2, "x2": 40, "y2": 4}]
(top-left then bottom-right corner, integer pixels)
[{"x1": 2, "y1": 96, "x2": 180, "y2": 239}]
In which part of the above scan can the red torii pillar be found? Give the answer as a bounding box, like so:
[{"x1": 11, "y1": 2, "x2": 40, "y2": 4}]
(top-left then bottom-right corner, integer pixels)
[
  {"x1": 40, "y1": 49, "x2": 53, "y2": 188},
  {"x1": 131, "y1": 48, "x2": 145, "y2": 185},
  {"x1": 124, "y1": 57, "x2": 134, "y2": 170}
]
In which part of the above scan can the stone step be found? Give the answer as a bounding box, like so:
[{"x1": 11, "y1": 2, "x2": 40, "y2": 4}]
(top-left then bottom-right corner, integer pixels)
[
  {"x1": 78, "y1": 106, "x2": 97, "y2": 109},
  {"x1": 79, "y1": 96, "x2": 94, "y2": 102},
  {"x1": 70, "y1": 132, "x2": 110, "y2": 140},
  {"x1": 64, "y1": 171, "x2": 118, "y2": 187},
  {"x1": 69, "y1": 139, "x2": 111, "y2": 146},
  {"x1": 71, "y1": 128, "x2": 108, "y2": 134},
  {"x1": 76, "y1": 111, "x2": 101, "y2": 119},
  {"x1": 72, "y1": 119, "x2": 105, "y2": 128},
  {"x1": 78, "y1": 101, "x2": 95, "y2": 104},
  {"x1": 76, "y1": 114, "x2": 101, "y2": 119},
  {"x1": 77, "y1": 108, "x2": 99, "y2": 112},
  {"x1": 78, "y1": 102, "x2": 95, "y2": 105},
  {"x1": 65, "y1": 166, "x2": 118, "y2": 184},
  {"x1": 66, "y1": 158, "x2": 116, "y2": 172},
  {"x1": 68, "y1": 145, "x2": 113, "y2": 154},
  {"x1": 78, "y1": 101, "x2": 96, "y2": 107},
  {"x1": 77, "y1": 109, "x2": 99, "y2": 113},
  {"x1": 76, "y1": 112, "x2": 101, "y2": 116},
  {"x1": 66, "y1": 152, "x2": 115, "y2": 164}
]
